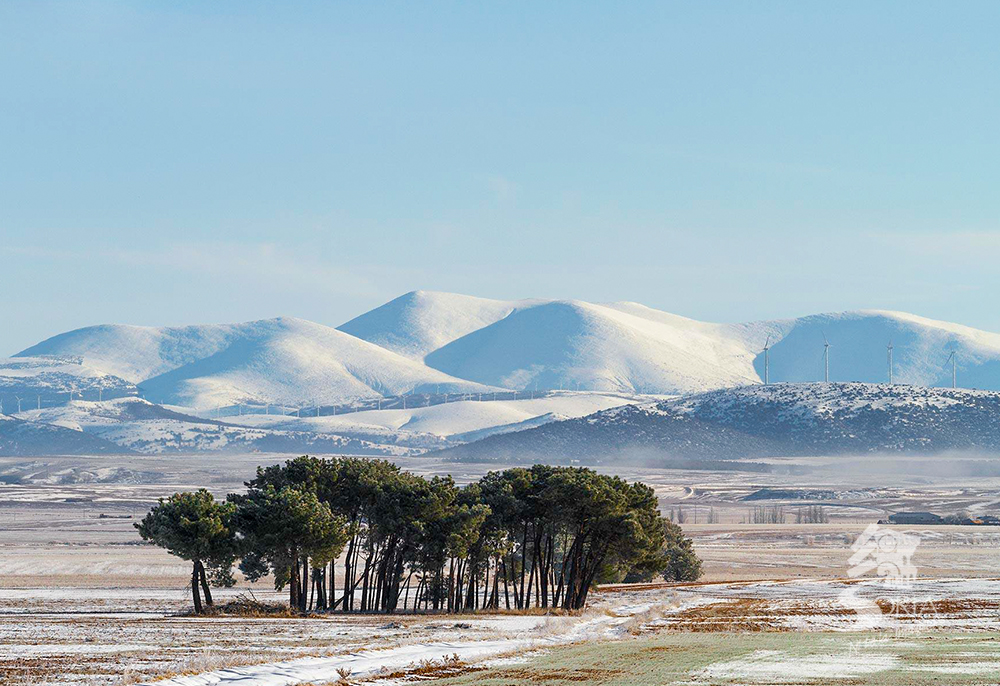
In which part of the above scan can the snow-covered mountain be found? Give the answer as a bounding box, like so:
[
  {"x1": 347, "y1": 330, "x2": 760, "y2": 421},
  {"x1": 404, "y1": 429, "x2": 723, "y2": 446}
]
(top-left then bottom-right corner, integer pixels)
[
  {"x1": 437, "y1": 382, "x2": 1000, "y2": 463},
  {"x1": 0, "y1": 357, "x2": 137, "y2": 409},
  {"x1": 10, "y1": 291, "x2": 1000, "y2": 457},
  {"x1": 226, "y1": 391, "x2": 641, "y2": 450},
  {"x1": 18, "y1": 317, "x2": 494, "y2": 408},
  {"x1": 16, "y1": 293, "x2": 1000, "y2": 407},
  {"x1": 0, "y1": 413, "x2": 125, "y2": 456},
  {"x1": 15, "y1": 398, "x2": 415, "y2": 456},
  {"x1": 338, "y1": 290, "x2": 518, "y2": 359},
  {"x1": 340, "y1": 291, "x2": 1000, "y2": 395},
  {"x1": 424, "y1": 299, "x2": 755, "y2": 393},
  {"x1": 726, "y1": 310, "x2": 1000, "y2": 390},
  {"x1": 340, "y1": 291, "x2": 756, "y2": 393}
]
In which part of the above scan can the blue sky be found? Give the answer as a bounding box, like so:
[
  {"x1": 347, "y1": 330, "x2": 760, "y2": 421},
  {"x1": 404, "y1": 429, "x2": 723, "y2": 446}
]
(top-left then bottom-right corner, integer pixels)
[{"x1": 2, "y1": 1, "x2": 999, "y2": 354}]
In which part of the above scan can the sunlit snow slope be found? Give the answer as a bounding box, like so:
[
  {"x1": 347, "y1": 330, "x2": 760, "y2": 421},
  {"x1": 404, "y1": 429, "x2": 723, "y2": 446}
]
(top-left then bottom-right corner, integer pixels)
[
  {"x1": 15, "y1": 292, "x2": 1000, "y2": 410},
  {"x1": 343, "y1": 292, "x2": 1000, "y2": 394},
  {"x1": 338, "y1": 290, "x2": 518, "y2": 359},
  {"x1": 18, "y1": 317, "x2": 494, "y2": 408}
]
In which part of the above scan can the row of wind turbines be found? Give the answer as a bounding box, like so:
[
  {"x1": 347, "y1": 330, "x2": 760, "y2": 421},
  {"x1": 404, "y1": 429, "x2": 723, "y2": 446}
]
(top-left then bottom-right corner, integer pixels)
[
  {"x1": 760, "y1": 335, "x2": 960, "y2": 388},
  {"x1": 0, "y1": 394, "x2": 41, "y2": 414},
  {"x1": 0, "y1": 384, "x2": 108, "y2": 415}
]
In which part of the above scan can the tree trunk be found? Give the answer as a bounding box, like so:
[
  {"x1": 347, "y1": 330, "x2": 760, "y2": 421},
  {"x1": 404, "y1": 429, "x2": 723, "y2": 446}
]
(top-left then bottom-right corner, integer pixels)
[
  {"x1": 329, "y1": 559, "x2": 336, "y2": 612},
  {"x1": 343, "y1": 531, "x2": 356, "y2": 611},
  {"x1": 501, "y1": 559, "x2": 511, "y2": 610},
  {"x1": 289, "y1": 556, "x2": 299, "y2": 610},
  {"x1": 538, "y1": 534, "x2": 549, "y2": 608},
  {"x1": 197, "y1": 560, "x2": 213, "y2": 606},
  {"x1": 308, "y1": 568, "x2": 316, "y2": 611},
  {"x1": 191, "y1": 561, "x2": 204, "y2": 614},
  {"x1": 515, "y1": 522, "x2": 528, "y2": 610},
  {"x1": 300, "y1": 557, "x2": 309, "y2": 612},
  {"x1": 465, "y1": 560, "x2": 476, "y2": 611},
  {"x1": 447, "y1": 558, "x2": 454, "y2": 613},
  {"x1": 360, "y1": 547, "x2": 372, "y2": 612},
  {"x1": 525, "y1": 552, "x2": 535, "y2": 610}
]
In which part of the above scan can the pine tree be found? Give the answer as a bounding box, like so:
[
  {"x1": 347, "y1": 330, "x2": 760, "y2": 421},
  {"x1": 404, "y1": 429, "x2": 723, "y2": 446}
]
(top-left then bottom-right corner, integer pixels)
[{"x1": 134, "y1": 490, "x2": 239, "y2": 614}]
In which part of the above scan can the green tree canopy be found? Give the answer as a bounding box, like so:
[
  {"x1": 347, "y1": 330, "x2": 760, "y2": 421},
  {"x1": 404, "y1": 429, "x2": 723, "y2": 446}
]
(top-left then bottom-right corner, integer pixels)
[
  {"x1": 231, "y1": 484, "x2": 348, "y2": 610},
  {"x1": 136, "y1": 457, "x2": 703, "y2": 616},
  {"x1": 134, "y1": 489, "x2": 238, "y2": 613}
]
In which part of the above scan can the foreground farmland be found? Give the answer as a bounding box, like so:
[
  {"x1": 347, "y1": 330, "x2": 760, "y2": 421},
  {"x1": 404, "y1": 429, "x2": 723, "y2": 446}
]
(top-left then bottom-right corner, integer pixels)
[
  {"x1": 4, "y1": 453, "x2": 1000, "y2": 684},
  {"x1": 435, "y1": 632, "x2": 1000, "y2": 686},
  {"x1": 5, "y1": 578, "x2": 1000, "y2": 685}
]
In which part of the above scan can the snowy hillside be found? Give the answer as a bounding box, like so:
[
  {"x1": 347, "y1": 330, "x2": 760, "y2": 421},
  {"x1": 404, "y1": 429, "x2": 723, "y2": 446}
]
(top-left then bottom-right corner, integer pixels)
[
  {"x1": 438, "y1": 382, "x2": 1000, "y2": 463},
  {"x1": 338, "y1": 290, "x2": 517, "y2": 359},
  {"x1": 18, "y1": 317, "x2": 494, "y2": 408},
  {"x1": 425, "y1": 299, "x2": 755, "y2": 393},
  {"x1": 724, "y1": 310, "x2": 1000, "y2": 389},
  {"x1": 13, "y1": 291, "x2": 1000, "y2": 416},
  {"x1": 14, "y1": 398, "x2": 415, "y2": 456},
  {"x1": 0, "y1": 413, "x2": 124, "y2": 456},
  {"x1": 17, "y1": 322, "x2": 241, "y2": 382},
  {"x1": 0, "y1": 357, "x2": 137, "y2": 408},
  {"x1": 225, "y1": 391, "x2": 641, "y2": 450},
  {"x1": 339, "y1": 291, "x2": 1000, "y2": 395}
]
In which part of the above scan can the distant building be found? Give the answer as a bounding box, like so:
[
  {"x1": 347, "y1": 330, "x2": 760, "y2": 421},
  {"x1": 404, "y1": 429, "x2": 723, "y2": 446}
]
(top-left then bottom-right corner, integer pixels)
[{"x1": 887, "y1": 512, "x2": 942, "y2": 525}]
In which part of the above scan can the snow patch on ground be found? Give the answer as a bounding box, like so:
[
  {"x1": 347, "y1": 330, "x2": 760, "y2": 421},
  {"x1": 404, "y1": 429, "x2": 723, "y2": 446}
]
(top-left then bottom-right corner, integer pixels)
[{"x1": 693, "y1": 648, "x2": 899, "y2": 682}]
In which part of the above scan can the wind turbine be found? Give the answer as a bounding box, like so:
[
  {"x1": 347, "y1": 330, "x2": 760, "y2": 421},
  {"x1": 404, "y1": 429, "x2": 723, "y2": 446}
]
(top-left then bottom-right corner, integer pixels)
[
  {"x1": 822, "y1": 334, "x2": 830, "y2": 383},
  {"x1": 14, "y1": 396, "x2": 22, "y2": 414},
  {"x1": 886, "y1": 339, "x2": 894, "y2": 384},
  {"x1": 946, "y1": 351, "x2": 957, "y2": 389},
  {"x1": 762, "y1": 335, "x2": 771, "y2": 385}
]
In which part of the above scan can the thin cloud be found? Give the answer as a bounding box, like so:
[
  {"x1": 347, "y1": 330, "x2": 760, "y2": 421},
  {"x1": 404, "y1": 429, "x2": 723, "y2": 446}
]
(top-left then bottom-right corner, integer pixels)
[
  {"x1": 1, "y1": 241, "x2": 383, "y2": 299},
  {"x1": 869, "y1": 230, "x2": 1000, "y2": 262},
  {"x1": 487, "y1": 175, "x2": 518, "y2": 203}
]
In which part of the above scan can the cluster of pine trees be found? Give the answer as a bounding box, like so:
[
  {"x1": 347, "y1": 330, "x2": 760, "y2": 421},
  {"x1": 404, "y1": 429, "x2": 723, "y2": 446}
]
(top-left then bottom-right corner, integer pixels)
[{"x1": 135, "y1": 457, "x2": 702, "y2": 615}]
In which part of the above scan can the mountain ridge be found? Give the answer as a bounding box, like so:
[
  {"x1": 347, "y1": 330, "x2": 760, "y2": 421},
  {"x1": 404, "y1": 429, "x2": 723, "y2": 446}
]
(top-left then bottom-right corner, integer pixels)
[
  {"x1": 14, "y1": 292, "x2": 1000, "y2": 408},
  {"x1": 434, "y1": 382, "x2": 1000, "y2": 463},
  {"x1": 18, "y1": 316, "x2": 495, "y2": 408}
]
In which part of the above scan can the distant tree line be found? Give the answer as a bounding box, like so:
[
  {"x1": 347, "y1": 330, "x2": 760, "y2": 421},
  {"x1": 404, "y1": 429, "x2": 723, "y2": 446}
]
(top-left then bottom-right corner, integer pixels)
[
  {"x1": 135, "y1": 457, "x2": 702, "y2": 614},
  {"x1": 749, "y1": 505, "x2": 786, "y2": 524},
  {"x1": 795, "y1": 505, "x2": 829, "y2": 524}
]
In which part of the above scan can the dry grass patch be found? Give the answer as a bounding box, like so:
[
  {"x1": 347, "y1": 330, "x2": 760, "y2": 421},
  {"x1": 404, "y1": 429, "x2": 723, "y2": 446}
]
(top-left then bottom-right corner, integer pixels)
[{"x1": 660, "y1": 597, "x2": 855, "y2": 632}]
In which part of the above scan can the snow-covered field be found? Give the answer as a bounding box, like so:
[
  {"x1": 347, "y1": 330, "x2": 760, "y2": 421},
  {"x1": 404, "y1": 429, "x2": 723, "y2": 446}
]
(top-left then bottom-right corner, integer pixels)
[
  {"x1": 5, "y1": 577, "x2": 1000, "y2": 686},
  {"x1": 4, "y1": 453, "x2": 1000, "y2": 685}
]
